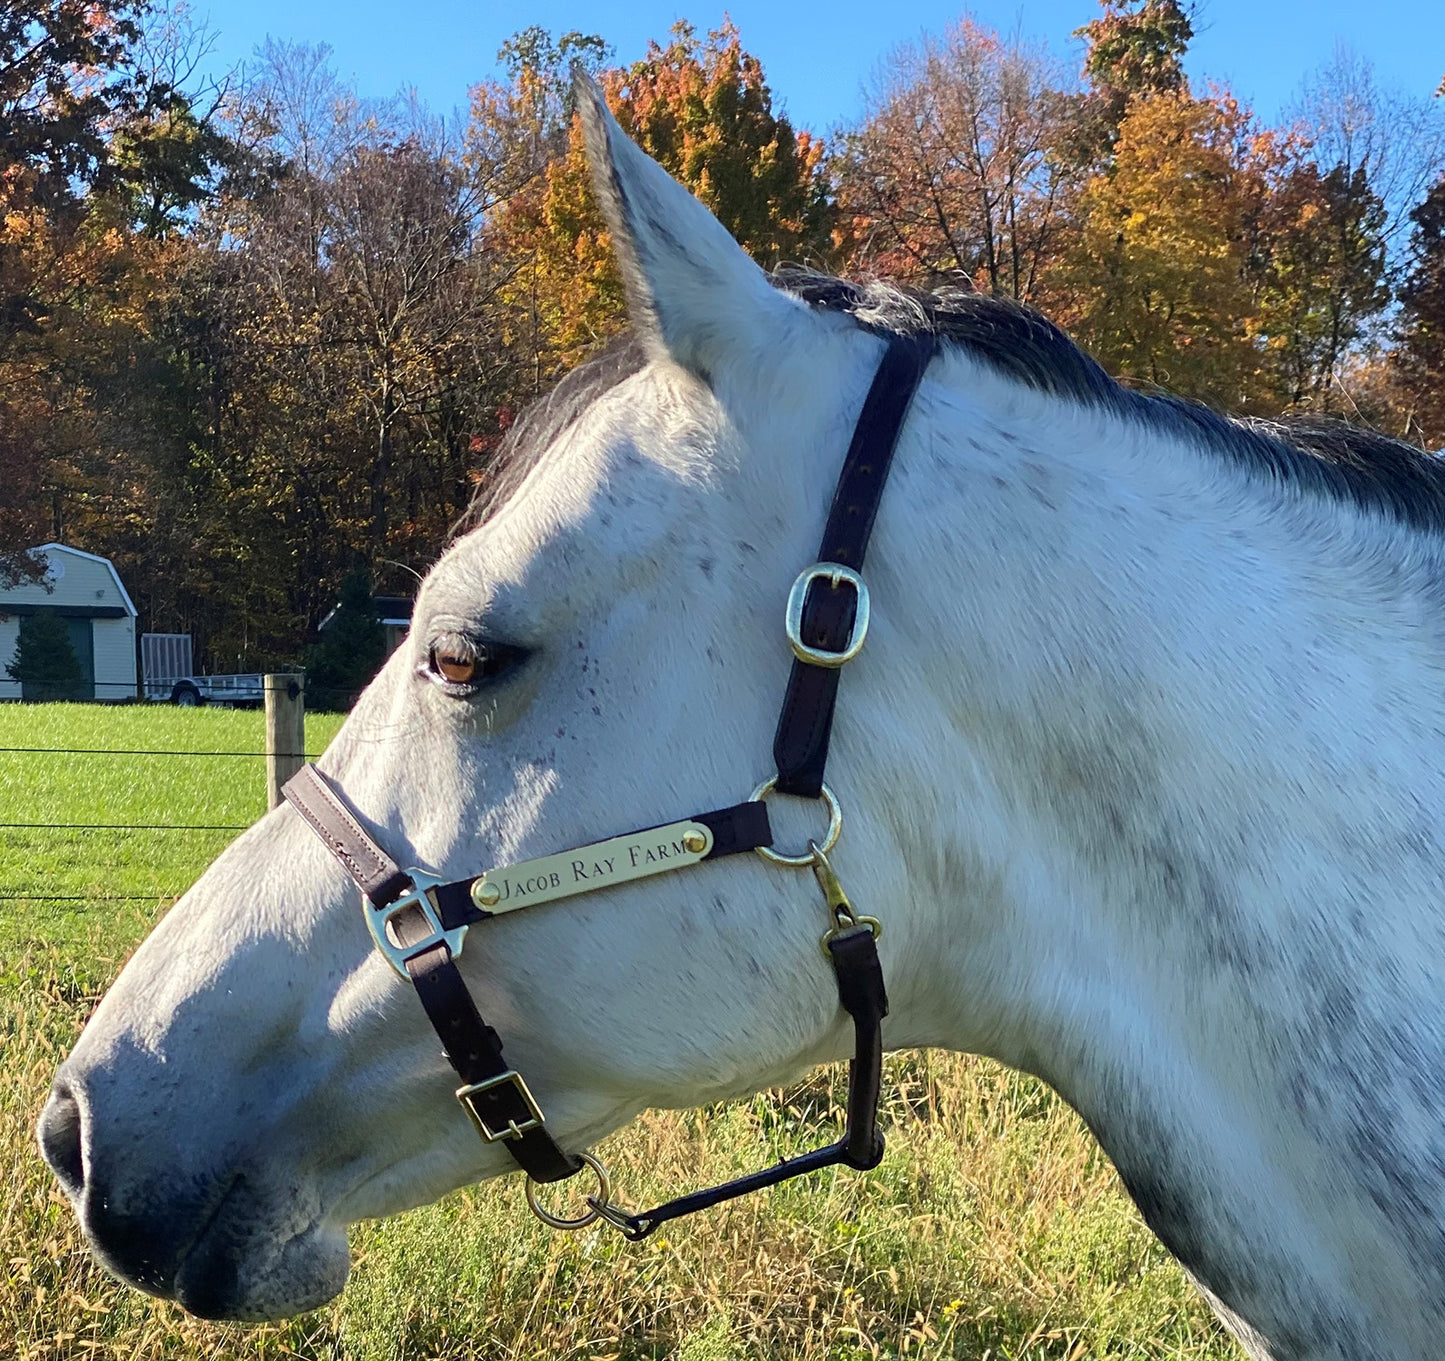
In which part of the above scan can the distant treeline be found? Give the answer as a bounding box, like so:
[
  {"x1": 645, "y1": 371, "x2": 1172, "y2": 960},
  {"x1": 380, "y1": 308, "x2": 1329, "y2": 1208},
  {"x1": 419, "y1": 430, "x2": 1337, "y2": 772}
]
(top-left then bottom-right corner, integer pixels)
[{"x1": 3, "y1": 1, "x2": 1444, "y2": 670}]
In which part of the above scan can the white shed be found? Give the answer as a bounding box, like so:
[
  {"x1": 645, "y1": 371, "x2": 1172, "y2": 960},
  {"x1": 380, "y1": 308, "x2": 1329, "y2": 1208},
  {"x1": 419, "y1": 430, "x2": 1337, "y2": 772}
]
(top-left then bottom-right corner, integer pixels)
[{"x1": 0, "y1": 544, "x2": 138, "y2": 702}]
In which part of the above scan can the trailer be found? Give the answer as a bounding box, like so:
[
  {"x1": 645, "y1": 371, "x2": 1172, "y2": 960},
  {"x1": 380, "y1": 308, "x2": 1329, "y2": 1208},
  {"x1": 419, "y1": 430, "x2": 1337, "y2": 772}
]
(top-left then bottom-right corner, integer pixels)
[{"x1": 140, "y1": 633, "x2": 266, "y2": 707}]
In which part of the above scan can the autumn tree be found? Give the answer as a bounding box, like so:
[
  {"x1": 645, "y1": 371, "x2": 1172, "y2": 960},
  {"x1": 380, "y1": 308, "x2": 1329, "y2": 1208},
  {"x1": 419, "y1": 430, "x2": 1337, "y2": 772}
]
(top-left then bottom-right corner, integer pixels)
[
  {"x1": 100, "y1": 39, "x2": 542, "y2": 664},
  {"x1": 1, "y1": 0, "x2": 145, "y2": 580},
  {"x1": 1290, "y1": 48, "x2": 1445, "y2": 262},
  {"x1": 1055, "y1": 92, "x2": 1271, "y2": 408},
  {"x1": 1254, "y1": 155, "x2": 1388, "y2": 408},
  {"x1": 1392, "y1": 175, "x2": 1445, "y2": 447},
  {"x1": 833, "y1": 18, "x2": 1079, "y2": 299},
  {"x1": 0, "y1": 0, "x2": 149, "y2": 212},
  {"x1": 487, "y1": 21, "x2": 832, "y2": 371},
  {"x1": 1072, "y1": 0, "x2": 1194, "y2": 157},
  {"x1": 0, "y1": 0, "x2": 235, "y2": 587}
]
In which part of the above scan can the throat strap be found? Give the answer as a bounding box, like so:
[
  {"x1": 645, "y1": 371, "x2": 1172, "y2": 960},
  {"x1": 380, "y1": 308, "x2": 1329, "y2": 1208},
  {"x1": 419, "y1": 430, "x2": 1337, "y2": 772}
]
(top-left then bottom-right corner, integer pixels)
[{"x1": 593, "y1": 922, "x2": 889, "y2": 1240}]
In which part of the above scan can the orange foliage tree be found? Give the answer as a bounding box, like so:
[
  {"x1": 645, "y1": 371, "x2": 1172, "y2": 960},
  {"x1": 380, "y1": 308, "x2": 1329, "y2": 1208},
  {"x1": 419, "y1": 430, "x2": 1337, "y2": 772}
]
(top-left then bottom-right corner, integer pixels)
[
  {"x1": 832, "y1": 18, "x2": 1081, "y2": 300},
  {"x1": 484, "y1": 20, "x2": 833, "y2": 373}
]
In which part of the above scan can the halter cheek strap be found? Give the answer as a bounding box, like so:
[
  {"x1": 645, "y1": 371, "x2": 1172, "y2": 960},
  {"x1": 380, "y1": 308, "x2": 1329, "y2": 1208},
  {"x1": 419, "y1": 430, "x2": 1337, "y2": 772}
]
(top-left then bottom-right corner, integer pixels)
[
  {"x1": 774, "y1": 337, "x2": 936, "y2": 795},
  {"x1": 283, "y1": 331, "x2": 934, "y2": 1233}
]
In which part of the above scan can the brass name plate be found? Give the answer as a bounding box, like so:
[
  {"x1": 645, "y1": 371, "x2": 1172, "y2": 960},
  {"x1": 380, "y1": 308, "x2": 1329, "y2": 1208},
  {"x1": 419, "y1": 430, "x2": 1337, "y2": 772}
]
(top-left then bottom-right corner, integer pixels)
[{"x1": 470, "y1": 819, "x2": 714, "y2": 915}]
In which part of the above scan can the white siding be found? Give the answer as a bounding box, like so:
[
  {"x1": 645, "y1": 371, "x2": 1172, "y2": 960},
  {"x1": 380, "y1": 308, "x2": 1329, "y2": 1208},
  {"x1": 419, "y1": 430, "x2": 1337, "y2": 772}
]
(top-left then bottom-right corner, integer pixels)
[
  {"x1": 92, "y1": 616, "x2": 137, "y2": 700},
  {"x1": 0, "y1": 617, "x2": 18, "y2": 700}
]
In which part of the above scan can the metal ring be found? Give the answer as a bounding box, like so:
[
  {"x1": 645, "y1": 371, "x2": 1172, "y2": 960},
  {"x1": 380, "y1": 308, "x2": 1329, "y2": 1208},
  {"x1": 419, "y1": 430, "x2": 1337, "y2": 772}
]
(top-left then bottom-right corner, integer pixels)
[
  {"x1": 749, "y1": 777, "x2": 842, "y2": 867},
  {"x1": 524, "y1": 1152, "x2": 611, "y2": 1231}
]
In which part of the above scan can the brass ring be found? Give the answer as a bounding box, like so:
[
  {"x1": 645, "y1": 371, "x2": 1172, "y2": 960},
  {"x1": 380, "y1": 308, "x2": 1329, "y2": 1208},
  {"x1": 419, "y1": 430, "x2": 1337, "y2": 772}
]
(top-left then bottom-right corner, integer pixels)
[
  {"x1": 749, "y1": 778, "x2": 842, "y2": 867},
  {"x1": 524, "y1": 1152, "x2": 611, "y2": 1231}
]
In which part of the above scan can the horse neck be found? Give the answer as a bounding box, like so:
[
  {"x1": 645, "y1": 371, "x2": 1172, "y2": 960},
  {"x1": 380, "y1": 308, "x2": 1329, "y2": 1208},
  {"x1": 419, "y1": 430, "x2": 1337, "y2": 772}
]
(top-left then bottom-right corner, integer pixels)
[{"x1": 839, "y1": 350, "x2": 1445, "y2": 1082}]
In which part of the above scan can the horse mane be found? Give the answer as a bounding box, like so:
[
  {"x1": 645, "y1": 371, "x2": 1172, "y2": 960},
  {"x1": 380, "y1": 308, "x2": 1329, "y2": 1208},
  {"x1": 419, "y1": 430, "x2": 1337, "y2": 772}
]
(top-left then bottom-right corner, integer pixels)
[
  {"x1": 776, "y1": 267, "x2": 1445, "y2": 540},
  {"x1": 461, "y1": 267, "x2": 1445, "y2": 540}
]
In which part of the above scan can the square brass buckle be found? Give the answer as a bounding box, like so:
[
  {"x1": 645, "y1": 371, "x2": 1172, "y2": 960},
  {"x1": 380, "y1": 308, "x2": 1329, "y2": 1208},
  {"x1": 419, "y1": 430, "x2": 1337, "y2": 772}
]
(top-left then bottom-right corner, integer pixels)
[{"x1": 456, "y1": 1070, "x2": 546, "y2": 1143}]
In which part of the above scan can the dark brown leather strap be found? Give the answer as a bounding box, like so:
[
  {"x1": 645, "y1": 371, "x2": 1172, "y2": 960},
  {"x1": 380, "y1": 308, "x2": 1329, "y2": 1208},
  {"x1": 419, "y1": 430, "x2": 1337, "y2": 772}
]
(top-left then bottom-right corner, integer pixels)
[
  {"x1": 431, "y1": 799, "x2": 774, "y2": 927},
  {"x1": 596, "y1": 922, "x2": 889, "y2": 1240},
  {"x1": 394, "y1": 929, "x2": 580, "y2": 1183},
  {"x1": 773, "y1": 337, "x2": 934, "y2": 797},
  {"x1": 284, "y1": 763, "x2": 412, "y2": 905}
]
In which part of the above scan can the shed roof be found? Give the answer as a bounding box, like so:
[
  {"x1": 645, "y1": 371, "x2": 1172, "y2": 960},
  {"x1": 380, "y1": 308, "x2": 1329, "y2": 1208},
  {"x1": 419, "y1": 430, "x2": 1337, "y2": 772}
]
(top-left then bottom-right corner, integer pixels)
[{"x1": 0, "y1": 544, "x2": 137, "y2": 618}]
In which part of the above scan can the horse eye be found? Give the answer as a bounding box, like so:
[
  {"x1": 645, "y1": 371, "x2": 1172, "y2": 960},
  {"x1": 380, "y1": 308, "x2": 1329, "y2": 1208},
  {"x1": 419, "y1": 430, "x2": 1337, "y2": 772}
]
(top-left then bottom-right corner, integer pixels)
[
  {"x1": 426, "y1": 634, "x2": 528, "y2": 692},
  {"x1": 434, "y1": 645, "x2": 476, "y2": 684}
]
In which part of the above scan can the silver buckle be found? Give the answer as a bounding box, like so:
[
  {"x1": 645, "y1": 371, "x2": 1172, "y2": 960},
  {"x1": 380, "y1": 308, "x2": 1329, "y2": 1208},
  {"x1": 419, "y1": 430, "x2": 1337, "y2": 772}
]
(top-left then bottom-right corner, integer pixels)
[
  {"x1": 785, "y1": 562, "x2": 870, "y2": 667},
  {"x1": 363, "y1": 869, "x2": 468, "y2": 978},
  {"x1": 456, "y1": 1070, "x2": 546, "y2": 1142}
]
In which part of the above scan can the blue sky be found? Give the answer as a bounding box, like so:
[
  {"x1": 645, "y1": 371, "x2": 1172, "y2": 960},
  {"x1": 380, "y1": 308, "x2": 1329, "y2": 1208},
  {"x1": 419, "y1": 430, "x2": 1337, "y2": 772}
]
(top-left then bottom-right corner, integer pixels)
[{"x1": 194, "y1": 1, "x2": 1444, "y2": 134}]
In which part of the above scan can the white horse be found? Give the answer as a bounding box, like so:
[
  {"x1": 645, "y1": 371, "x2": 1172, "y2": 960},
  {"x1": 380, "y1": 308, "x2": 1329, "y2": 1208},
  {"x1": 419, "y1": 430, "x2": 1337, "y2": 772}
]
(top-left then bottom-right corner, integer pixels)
[{"x1": 39, "y1": 80, "x2": 1445, "y2": 1357}]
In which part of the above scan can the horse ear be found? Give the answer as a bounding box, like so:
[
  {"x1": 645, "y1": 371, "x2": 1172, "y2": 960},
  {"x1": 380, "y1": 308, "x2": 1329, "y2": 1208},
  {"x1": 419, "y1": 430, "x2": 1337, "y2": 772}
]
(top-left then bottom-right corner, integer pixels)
[{"x1": 573, "y1": 72, "x2": 797, "y2": 377}]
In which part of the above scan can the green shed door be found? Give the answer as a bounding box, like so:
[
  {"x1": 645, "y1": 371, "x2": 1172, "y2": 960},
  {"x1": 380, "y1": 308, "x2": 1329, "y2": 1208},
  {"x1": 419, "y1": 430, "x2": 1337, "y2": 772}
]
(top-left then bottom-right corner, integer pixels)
[{"x1": 65, "y1": 617, "x2": 95, "y2": 700}]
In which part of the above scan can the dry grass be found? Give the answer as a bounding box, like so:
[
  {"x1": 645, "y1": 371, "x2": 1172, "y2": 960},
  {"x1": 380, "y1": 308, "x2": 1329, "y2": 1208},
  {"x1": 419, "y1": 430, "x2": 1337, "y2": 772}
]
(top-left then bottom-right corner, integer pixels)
[{"x1": 1, "y1": 707, "x2": 1241, "y2": 1359}]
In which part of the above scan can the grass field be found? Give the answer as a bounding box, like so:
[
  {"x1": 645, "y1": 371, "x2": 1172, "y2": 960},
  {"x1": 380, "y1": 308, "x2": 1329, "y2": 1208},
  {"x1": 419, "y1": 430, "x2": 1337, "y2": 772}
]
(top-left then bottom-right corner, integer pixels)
[{"x1": 1, "y1": 704, "x2": 1239, "y2": 1360}]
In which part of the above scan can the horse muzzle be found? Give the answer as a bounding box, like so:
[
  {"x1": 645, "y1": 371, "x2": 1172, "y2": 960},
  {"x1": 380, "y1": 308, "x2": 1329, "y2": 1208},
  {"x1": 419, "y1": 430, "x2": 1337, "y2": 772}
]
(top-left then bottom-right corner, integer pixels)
[{"x1": 37, "y1": 1074, "x2": 350, "y2": 1320}]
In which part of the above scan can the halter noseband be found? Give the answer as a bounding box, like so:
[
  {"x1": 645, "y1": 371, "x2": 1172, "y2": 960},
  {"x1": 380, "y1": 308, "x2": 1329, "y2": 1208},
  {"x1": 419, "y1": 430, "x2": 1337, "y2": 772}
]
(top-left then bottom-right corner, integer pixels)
[{"x1": 284, "y1": 335, "x2": 934, "y2": 1238}]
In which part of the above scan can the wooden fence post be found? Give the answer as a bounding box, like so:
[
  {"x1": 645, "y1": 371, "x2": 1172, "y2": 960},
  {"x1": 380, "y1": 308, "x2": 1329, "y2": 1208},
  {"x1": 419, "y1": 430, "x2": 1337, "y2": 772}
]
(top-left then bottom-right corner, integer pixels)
[{"x1": 264, "y1": 673, "x2": 306, "y2": 809}]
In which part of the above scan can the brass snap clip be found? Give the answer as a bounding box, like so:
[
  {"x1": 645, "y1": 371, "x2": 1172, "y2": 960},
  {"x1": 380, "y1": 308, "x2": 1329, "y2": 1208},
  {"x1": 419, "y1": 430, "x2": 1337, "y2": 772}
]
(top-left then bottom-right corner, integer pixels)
[{"x1": 809, "y1": 840, "x2": 881, "y2": 959}]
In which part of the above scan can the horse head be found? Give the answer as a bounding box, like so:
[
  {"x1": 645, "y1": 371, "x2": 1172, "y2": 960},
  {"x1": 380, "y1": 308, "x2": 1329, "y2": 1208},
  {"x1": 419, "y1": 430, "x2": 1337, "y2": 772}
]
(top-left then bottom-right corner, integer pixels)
[{"x1": 37, "y1": 81, "x2": 962, "y2": 1320}]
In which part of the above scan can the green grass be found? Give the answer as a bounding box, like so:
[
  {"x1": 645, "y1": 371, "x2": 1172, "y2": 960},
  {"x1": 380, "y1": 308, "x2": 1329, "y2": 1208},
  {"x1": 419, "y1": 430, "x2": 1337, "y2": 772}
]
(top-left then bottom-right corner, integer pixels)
[
  {"x1": 0, "y1": 703, "x2": 345, "y2": 953},
  {"x1": 0, "y1": 703, "x2": 1241, "y2": 1361}
]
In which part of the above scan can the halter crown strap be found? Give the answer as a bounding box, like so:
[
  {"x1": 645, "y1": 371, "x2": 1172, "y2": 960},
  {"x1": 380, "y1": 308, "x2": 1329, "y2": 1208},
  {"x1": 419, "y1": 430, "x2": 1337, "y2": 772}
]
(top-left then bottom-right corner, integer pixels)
[{"x1": 773, "y1": 335, "x2": 934, "y2": 796}]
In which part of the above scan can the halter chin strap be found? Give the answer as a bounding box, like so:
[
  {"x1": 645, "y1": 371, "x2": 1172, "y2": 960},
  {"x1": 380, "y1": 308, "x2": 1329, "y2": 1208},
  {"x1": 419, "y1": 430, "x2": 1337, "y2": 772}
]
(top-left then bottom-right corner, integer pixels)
[{"x1": 283, "y1": 331, "x2": 934, "y2": 1232}]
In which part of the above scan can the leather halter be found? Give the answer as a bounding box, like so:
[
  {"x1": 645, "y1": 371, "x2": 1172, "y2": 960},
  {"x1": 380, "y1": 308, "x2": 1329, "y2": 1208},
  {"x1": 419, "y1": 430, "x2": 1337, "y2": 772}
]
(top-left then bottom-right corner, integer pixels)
[{"x1": 284, "y1": 333, "x2": 934, "y2": 1236}]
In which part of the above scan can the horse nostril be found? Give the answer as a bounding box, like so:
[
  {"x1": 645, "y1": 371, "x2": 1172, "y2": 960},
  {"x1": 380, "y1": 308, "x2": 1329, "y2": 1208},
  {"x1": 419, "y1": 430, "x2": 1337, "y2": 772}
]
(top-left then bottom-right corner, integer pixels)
[{"x1": 38, "y1": 1081, "x2": 86, "y2": 1198}]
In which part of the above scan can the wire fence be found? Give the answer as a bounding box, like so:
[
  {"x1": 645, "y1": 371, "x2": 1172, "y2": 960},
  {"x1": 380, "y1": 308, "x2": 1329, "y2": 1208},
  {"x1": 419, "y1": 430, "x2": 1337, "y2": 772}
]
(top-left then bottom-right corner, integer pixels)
[
  {"x1": 8, "y1": 678, "x2": 363, "y2": 707},
  {"x1": 1, "y1": 722, "x2": 325, "y2": 905}
]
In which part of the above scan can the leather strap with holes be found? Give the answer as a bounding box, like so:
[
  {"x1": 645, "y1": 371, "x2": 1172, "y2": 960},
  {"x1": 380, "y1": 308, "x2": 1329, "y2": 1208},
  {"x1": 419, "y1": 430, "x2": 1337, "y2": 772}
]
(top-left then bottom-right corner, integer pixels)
[{"x1": 772, "y1": 336, "x2": 934, "y2": 796}]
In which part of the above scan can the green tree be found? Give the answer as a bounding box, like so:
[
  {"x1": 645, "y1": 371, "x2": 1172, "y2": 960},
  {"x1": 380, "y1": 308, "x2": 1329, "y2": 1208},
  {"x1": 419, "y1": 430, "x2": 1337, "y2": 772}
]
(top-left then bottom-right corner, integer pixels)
[
  {"x1": 5, "y1": 611, "x2": 84, "y2": 700},
  {"x1": 1255, "y1": 158, "x2": 1388, "y2": 409},
  {"x1": 1073, "y1": 0, "x2": 1194, "y2": 156},
  {"x1": 305, "y1": 569, "x2": 387, "y2": 710}
]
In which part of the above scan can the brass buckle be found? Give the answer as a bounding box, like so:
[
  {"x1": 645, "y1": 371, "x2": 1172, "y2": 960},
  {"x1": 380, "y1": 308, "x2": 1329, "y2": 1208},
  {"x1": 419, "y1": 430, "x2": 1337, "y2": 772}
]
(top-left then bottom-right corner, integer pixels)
[
  {"x1": 785, "y1": 562, "x2": 870, "y2": 668},
  {"x1": 456, "y1": 1069, "x2": 546, "y2": 1143},
  {"x1": 810, "y1": 841, "x2": 881, "y2": 959},
  {"x1": 363, "y1": 869, "x2": 468, "y2": 979}
]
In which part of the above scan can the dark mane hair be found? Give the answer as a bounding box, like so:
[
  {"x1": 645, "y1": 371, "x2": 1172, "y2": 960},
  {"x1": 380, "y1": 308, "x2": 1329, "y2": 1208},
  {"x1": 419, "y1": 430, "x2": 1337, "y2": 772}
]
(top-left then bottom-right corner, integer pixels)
[
  {"x1": 460, "y1": 268, "x2": 1445, "y2": 539},
  {"x1": 775, "y1": 267, "x2": 1445, "y2": 538},
  {"x1": 457, "y1": 338, "x2": 647, "y2": 533}
]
